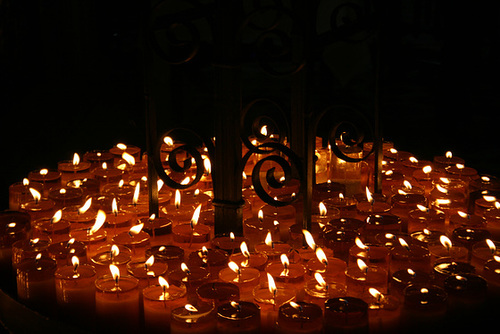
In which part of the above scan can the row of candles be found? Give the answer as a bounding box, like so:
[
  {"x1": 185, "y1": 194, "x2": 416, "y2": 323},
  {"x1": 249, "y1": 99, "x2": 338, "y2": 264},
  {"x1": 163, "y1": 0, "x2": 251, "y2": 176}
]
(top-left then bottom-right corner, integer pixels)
[{"x1": 1, "y1": 139, "x2": 500, "y2": 333}]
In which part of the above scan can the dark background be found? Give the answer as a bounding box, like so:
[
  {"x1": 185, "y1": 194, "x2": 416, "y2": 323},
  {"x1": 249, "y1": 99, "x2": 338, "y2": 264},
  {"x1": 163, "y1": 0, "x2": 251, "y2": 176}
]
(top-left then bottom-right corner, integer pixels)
[{"x1": 1, "y1": 0, "x2": 500, "y2": 210}]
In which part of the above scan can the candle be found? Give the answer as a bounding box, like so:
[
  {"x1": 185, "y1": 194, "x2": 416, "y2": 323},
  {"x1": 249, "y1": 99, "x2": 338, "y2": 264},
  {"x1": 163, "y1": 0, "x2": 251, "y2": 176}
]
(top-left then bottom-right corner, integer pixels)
[
  {"x1": 389, "y1": 268, "x2": 431, "y2": 299},
  {"x1": 407, "y1": 205, "x2": 446, "y2": 233},
  {"x1": 367, "y1": 288, "x2": 401, "y2": 334},
  {"x1": 57, "y1": 152, "x2": 92, "y2": 183},
  {"x1": 48, "y1": 238, "x2": 87, "y2": 267},
  {"x1": 450, "y1": 226, "x2": 491, "y2": 261},
  {"x1": 140, "y1": 214, "x2": 172, "y2": 243},
  {"x1": 110, "y1": 143, "x2": 141, "y2": 161},
  {"x1": 28, "y1": 168, "x2": 61, "y2": 196},
  {"x1": 323, "y1": 193, "x2": 358, "y2": 218},
  {"x1": 61, "y1": 198, "x2": 97, "y2": 230},
  {"x1": 443, "y1": 273, "x2": 487, "y2": 314},
  {"x1": 83, "y1": 150, "x2": 114, "y2": 169},
  {"x1": 400, "y1": 284, "x2": 448, "y2": 330},
  {"x1": 389, "y1": 238, "x2": 431, "y2": 274},
  {"x1": 348, "y1": 237, "x2": 390, "y2": 269},
  {"x1": 217, "y1": 301, "x2": 261, "y2": 334},
  {"x1": 172, "y1": 204, "x2": 210, "y2": 247},
  {"x1": 305, "y1": 247, "x2": 347, "y2": 283},
  {"x1": 322, "y1": 227, "x2": 359, "y2": 262},
  {"x1": 12, "y1": 237, "x2": 51, "y2": 269},
  {"x1": 162, "y1": 189, "x2": 196, "y2": 224},
  {"x1": 102, "y1": 179, "x2": 136, "y2": 204},
  {"x1": 259, "y1": 204, "x2": 296, "y2": 242},
  {"x1": 324, "y1": 297, "x2": 369, "y2": 333},
  {"x1": 474, "y1": 194, "x2": 497, "y2": 216},
  {"x1": 91, "y1": 162, "x2": 123, "y2": 187},
  {"x1": 54, "y1": 256, "x2": 96, "y2": 330},
  {"x1": 66, "y1": 177, "x2": 100, "y2": 198},
  {"x1": 187, "y1": 247, "x2": 229, "y2": 278},
  {"x1": 484, "y1": 202, "x2": 500, "y2": 240},
  {"x1": 168, "y1": 263, "x2": 211, "y2": 297},
  {"x1": 345, "y1": 259, "x2": 388, "y2": 300},
  {"x1": 276, "y1": 301, "x2": 323, "y2": 334},
  {"x1": 90, "y1": 244, "x2": 132, "y2": 277},
  {"x1": 112, "y1": 222, "x2": 151, "y2": 260},
  {"x1": 429, "y1": 177, "x2": 468, "y2": 216},
  {"x1": 197, "y1": 282, "x2": 240, "y2": 308},
  {"x1": 16, "y1": 254, "x2": 57, "y2": 316},
  {"x1": 219, "y1": 261, "x2": 260, "y2": 301},
  {"x1": 211, "y1": 232, "x2": 248, "y2": 254},
  {"x1": 32, "y1": 209, "x2": 71, "y2": 243},
  {"x1": 449, "y1": 211, "x2": 486, "y2": 229},
  {"x1": 254, "y1": 231, "x2": 292, "y2": 261},
  {"x1": 390, "y1": 192, "x2": 427, "y2": 232},
  {"x1": 470, "y1": 239, "x2": 500, "y2": 274},
  {"x1": 253, "y1": 273, "x2": 295, "y2": 332},
  {"x1": 432, "y1": 259, "x2": 475, "y2": 286},
  {"x1": 127, "y1": 255, "x2": 168, "y2": 290},
  {"x1": 433, "y1": 151, "x2": 465, "y2": 167},
  {"x1": 303, "y1": 273, "x2": 347, "y2": 309},
  {"x1": 143, "y1": 276, "x2": 187, "y2": 333},
  {"x1": 170, "y1": 302, "x2": 216, "y2": 334},
  {"x1": 482, "y1": 256, "x2": 500, "y2": 298},
  {"x1": 265, "y1": 254, "x2": 306, "y2": 288},
  {"x1": 410, "y1": 228, "x2": 444, "y2": 248},
  {"x1": 229, "y1": 241, "x2": 268, "y2": 271},
  {"x1": 119, "y1": 182, "x2": 150, "y2": 217},
  {"x1": 146, "y1": 245, "x2": 184, "y2": 272},
  {"x1": 105, "y1": 198, "x2": 133, "y2": 237},
  {"x1": 363, "y1": 214, "x2": 401, "y2": 244},
  {"x1": 9, "y1": 178, "x2": 43, "y2": 210},
  {"x1": 445, "y1": 163, "x2": 478, "y2": 181},
  {"x1": 243, "y1": 213, "x2": 280, "y2": 251},
  {"x1": 428, "y1": 235, "x2": 468, "y2": 263},
  {"x1": 95, "y1": 264, "x2": 140, "y2": 332},
  {"x1": 20, "y1": 187, "x2": 56, "y2": 222},
  {"x1": 70, "y1": 210, "x2": 108, "y2": 259}
]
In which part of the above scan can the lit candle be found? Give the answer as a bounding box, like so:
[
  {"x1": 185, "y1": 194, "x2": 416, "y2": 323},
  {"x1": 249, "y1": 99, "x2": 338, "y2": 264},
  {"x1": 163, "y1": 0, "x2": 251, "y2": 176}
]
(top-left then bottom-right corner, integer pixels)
[
  {"x1": 168, "y1": 262, "x2": 210, "y2": 298},
  {"x1": 389, "y1": 237, "x2": 431, "y2": 275},
  {"x1": 229, "y1": 241, "x2": 269, "y2": 271},
  {"x1": 162, "y1": 189, "x2": 196, "y2": 224},
  {"x1": 471, "y1": 239, "x2": 500, "y2": 274},
  {"x1": 254, "y1": 231, "x2": 292, "y2": 261},
  {"x1": 407, "y1": 204, "x2": 446, "y2": 234},
  {"x1": 61, "y1": 197, "x2": 97, "y2": 230},
  {"x1": 389, "y1": 268, "x2": 431, "y2": 299},
  {"x1": 321, "y1": 227, "x2": 359, "y2": 262},
  {"x1": 345, "y1": 258, "x2": 388, "y2": 300},
  {"x1": 142, "y1": 276, "x2": 187, "y2": 333},
  {"x1": 484, "y1": 201, "x2": 500, "y2": 240},
  {"x1": 400, "y1": 284, "x2": 448, "y2": 330},
  {"x1": 140, "y1": 214, "x2": 172, "y2": 242},
  {"x1": 277, "y1": 301, "x2": 323, "y2": 334},
  {"x1": 170, "y1": 303, "x2": 216, "y2": 334},
  {"x1": 90, "y1": 244, "x2": 132, "y2": 277},
  {"x1": 172, "y1": 204, "x2": 210, "y2": 247},
  {"x1": 348, "y1": 237, "x2": 390, "y2": 269},
  {"x1": 187, "y1": 246, "x2": 228, "y2": 278},
  {"x1": 197, "y1": 281, "x2": 240, "y2": 309},
  {"x1": 127, "y1": 255, "x2": 168, "y2": 290},
  {"x1": 305, "y1": 247, "x2": 347, "y2": 283},
  {"x1": 27, "y1": 168, "x2": 61, "y2": 196},
  {"x1": 324, "y1": 297, "x2": 369, "y2": 333},
  {"x1": 146, "y1": 245, "x2": 184, "y2": 272},
  {"x1": 54, "y1": 256, "x2": 96, "y2": 330},
  {"x1": 219, "y1": 261, "x2": 260, "y2": 300},
  {"x1": 243, "y1": 212, "x2": 280, "y2": 251},
  {"x1": 95, "y1": 264, "x2": 140, "y2": 332},
  {"x1": 58, "y1": 152, "x2": 92, "y2": 183},
  {"x1": 356, "y1": 187, "x2": 391, "y2": 219},
  {"x1": 83, "y1": 150, "x2": 114, "y2": 169},
  {"x1": 20, "y1": 187, "x2": 56, "y2": 222},
  {"x1": 428, "y1": 235, "x2": 468, "y2": 263},
  {"x1": 91, "y1": 162, "x2": 123, "y2": 187},
  {"x1": 211, "y1": 232, "x2": 248, "y2": 254},
  {"x1": 8, "y1": 178, "x2": 42, "y2": 210},
  {"x1": 265, "y1": 254, "x2": 306, "y2": 291},
  {"x1": 367, "y1": 288, "x2": 401, "y2": 333},
  {"x1": 32, "y1": 209, "x2": 71, "y2": 243},
  {"x1": 322, "y1": 193, "x2": 358, "y2": 218},
  {"x1": 363, "y1": 214, "x2": 401, "y2": 244},
  {"x1": 48, "y1": 238, "x2": 87, "y2": 267},
  {"x1": 112, "y1": 222, "x2": 151, "y2": 260},
  {"x1": 303, "y1": 272, "x2": 347, "y2": 310},
  {"x1": 216, "y1": 301, "x2": 261, "y2": 333},
  {"x1": 104, "y1": 198, "x2": 133, "y2": 238},
  {"x1": 70, "y1": 210, "x2": 108, "y2": 259}
]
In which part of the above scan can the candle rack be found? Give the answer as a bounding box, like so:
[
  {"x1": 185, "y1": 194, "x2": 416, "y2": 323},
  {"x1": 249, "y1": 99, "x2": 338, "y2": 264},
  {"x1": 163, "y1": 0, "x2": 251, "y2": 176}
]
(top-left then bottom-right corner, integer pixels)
[{"x1": 145, "y1": 0, "x2": 382, "y2": 236}]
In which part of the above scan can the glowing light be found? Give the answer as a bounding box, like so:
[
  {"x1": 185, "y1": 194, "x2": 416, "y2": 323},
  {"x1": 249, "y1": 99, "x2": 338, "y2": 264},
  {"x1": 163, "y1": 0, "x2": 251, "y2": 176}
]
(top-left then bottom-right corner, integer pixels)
[
  {"x1": 89, "y1": 210, "x2": 106, "y2": 234},
  {"x1": 316, "y1": 247, "x2": 328, "y2": 265},
  {"x1": 190, "y1": 204, "x2": 202, "y2": 228},
  {"x1": 185, "y1": 304, "x2": 198, "y2": 312},
  {"x1": 72, "y1": 153, "x2": 80, "y2": 165},
  {"x1": 133, "y1": 183, "x2": 140, "y2": 205},
  {"x1": 175, "y1": 190, "x2": 181, "y2": 209},
  {"x1": 319, "y1": 202, "x2": 327, "y2": 216},
  {"x1": 129, "y1": 223, "x2": 144, "y2": 236},
  {"x1": 116, "y1": 143, "x2": 127, "y2": 150},
  {"x1": 423, "y1": 165, "x2": 432, "y2": 174},
  {"x1": 302, "y1": 230, "x2": 316, "y2": 250},
  {"x1": 29, "y1": 188, "x2": 41, "y2": 203},
  {"x1": 51, "y1": 210, "x2": 62, "y2": 223},
  {"x1": 79, "y1": 198, "x2": 92, "y2": 214},
  {"x1": 122, "y1": 152, "x2": 135, "y2": 166},
  {"x1": 440, "y1": 235, "x2": 452, "y2": 251}
]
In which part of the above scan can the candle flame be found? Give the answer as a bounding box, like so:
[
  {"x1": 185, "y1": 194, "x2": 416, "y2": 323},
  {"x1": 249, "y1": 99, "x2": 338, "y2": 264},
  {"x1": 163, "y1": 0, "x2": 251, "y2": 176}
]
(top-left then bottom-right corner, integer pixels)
[
  {"x1": 190, "y1": 204, "x2": 202, "y2": 228},
  {"x1": 158, "y1": 276, "x2": 169, "y2": 289},
  {"x1": 355, "y1": 237, "x2": 369, "y2": 250},
  {"x1": 289, "y1": 301, "x2": 302, "y2": 310},
  {"x1": 72, "y1": 153, "x2": 80, "y2": 165},
  {"x1": 228, "y1": 261, "x2": 240, "y2": 274},
  {"x1": 403, "y1": 180, "x2": 412, "y2": 189},
  {"x1": 265, "y1": 231, "x2": 273, "y2": 247},
  {"x1": 102, "y1": 162, "x2": 107, "y2": 170},
  {"x1": 398, "y1": 189, "x2": 408, "y2": 196},
  {"x1": 422, "y1": 165, "x2": 432, "y2": 174},
  {"x1": 369, "y1": 288, "x2": 382, "y2": 300},
  {"x1": 409, "y1": 157, "x2": 419, "y2": 164},
  {"x1": 133, "y1": 183, "x2": 140, "y2": 205},
  {"x1": 319, "y1": 202, "x2": 327, "y2": 216},
  {"x1": 339, "y1": 193, "x2": 344, "y2": 200},
  {"x1": 163, "y1": 136, "x2": 174, "y2": 146},
  {"x1": 79, "y1": 198, "x2": 92, "y2": 214},
  {"x1": 496, "y1": 202, "x2": 500, "y2": 210},
  {"x1": 51, "y1": 210, "x2": 62, "y2": 223},
  {"x1": 314, "y1": 272, "x2": 327, "y2": 289},
  {"x1": 494, "y1": 255, "x2": 500, "y2": 263},
  {"x1": 109, "y1": 264, "x2": 120, "y2": 281},
  {"x1": 440, "y1": 177, "x2": 451, "y2": 184},
  {"x1": 365, "y1": 187, "x2": 373, "y2": 203},
  {"x1": 484, "y1": 195, "x2": 497, "y2": 202},
  {"x1": 407, "y1": 268, "x2": 416, "y2": 276},
  {"x1": 267, "y1": 273, "x2": 277, "y2": 295},
  {"x1": 185, "y1": 304, "x2": 198, "y2": 312},
  {"x1": 316, "y1": 247, "x2": 328, "y2": 265},
  {"x1": 440, "y1": 235, "x2": 452, "y2": 250},
  {"x1": 357, "y1": 258, "x2": 368, "y2": 272},
  {"x1": 112, "y1": 198, "x2": 119, "y2": 216},
  {"x1": 456, "y1": 163, "x2": 465, "y2": 170},
  {"x1": 111, "y1": 244, "x2": 120, "y2": 257},
  {"x1": 89, "y1": 210, "x2": 106, "y2": 234},
  {"x1": 40, "y1": 169, "x2": 48, "y2": 176},
  {"x1": 23, "y1": 178, "x2": 29, "y2": 186},
  {"x1": 181, "y1": 263, "x2": 190, "y2": 274},
  {"x1": 399, "y1": 238, "x2": 410, "y2": 251},
  {"x1": 116, "y1": 143, "x2": 127, "y2": 150},
  {"x1": 129, "y1": 223, "x2": 144, "y2": 236},
  {"x1": 175, "y1": 190, "x2": 181, "y2": 209},
  {"x1": 157, "y1": 179, "x2": 164, "y2": 192},
  {"x1": 486, "y1": 239, "x2": 496, "y2": 254},
  {"x1": 240, "y1": 241, "x2": 250, "y2": 258},
  {"x1": 203, "y1": 157, "x2": 211, "y2": 174},
  {"x1": 436, "y1": 184, "x2": 448, "y2": 194},
  {"x1": 417, "y1": 204, "x2": 428, "y2": 212},
  {"x1": 260, "y1": 125, "x2": 268, "y2": 137},
  {"x1": 302, "y1": 230, "x2": 316, "y2": 250},
  {"x1": 445, "y1": 151, "x2": 452, "y2": 159},
  {"x1": 122, "y1": 152, "x2": 135, "y2": 166},
  {"x1": 258, "y1": 209, "x2": 264, "y2": 222},
  {"x1": 145, "y1": 255, "x2": 155, "y2": 268},
  {"x1": 29, "y1": 188, "x2": 41, "y2": 202},
  {"x1": 71, "y1": 256, "x2": 79, "y2": 270}
]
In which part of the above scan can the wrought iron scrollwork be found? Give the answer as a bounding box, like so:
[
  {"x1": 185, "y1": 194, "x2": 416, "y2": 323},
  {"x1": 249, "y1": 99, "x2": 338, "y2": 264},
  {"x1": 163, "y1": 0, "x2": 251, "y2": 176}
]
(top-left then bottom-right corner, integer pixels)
[{"x1": 153, "y1": 127, "x2": 214, "y2": 190}]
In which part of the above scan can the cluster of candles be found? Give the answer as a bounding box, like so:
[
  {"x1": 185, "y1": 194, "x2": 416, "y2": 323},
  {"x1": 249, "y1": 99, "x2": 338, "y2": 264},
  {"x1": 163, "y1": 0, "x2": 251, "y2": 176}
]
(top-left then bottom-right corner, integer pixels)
[{"x1": 1, "y1": 139, "x2": 500, "y2": 333}]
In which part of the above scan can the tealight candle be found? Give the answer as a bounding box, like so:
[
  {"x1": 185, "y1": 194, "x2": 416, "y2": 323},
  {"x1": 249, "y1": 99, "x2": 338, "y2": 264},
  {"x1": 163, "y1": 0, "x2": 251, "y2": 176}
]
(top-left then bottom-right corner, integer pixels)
[
  {"x1": 470, "y1": 239, "x2": 500, "y2": 274},
  {"x1": 366, "y1": 288, "x2": 401, "y2": 334},
  {"x1": 8, "y1": 178, "x2": 42, "y2": 210},
  {"x1": 168, "y1": 263, "x2": 211, "y2": 298},
  {"x1": 16, "y1": 254, "x2": 57, "y2": 315},
  {"x1": 90, "y1": 244, "x2": 132, "y2": 277},
  {"x1": 445, "y1": 163, "x2": 478, "y2": 181},
  {"x1": 356, "y1": 188, "x2": 392, "y2": 219},
  {"x1": 187, "y1": 247, "x2": 229, "y2": 278},
  {"x1": 112, "y1": 222, "x2": 151, "y2": 260},
  {"x1": 170, "y1": 302, "x2": 216, "y2": 334},
  {"x1": 348, "y1": 237, "x2": 390, "y2": 269},
  {"x1": 303, "y1": 273, "x2": 347, "y2": 310},
  {"x1": 11, "y1": 237, "x2": 51, "y2": 269},
  {"x1": 473, "y1": 194, "x2": 497, "y2": 216},
  {"x1": 345, "y1": 259, "x2": 388, "y2": 300},
  {"x1": 61, "y1": 199, "x2": 98, "y2": 230},
  {"x1": 48, "y1": 238, "x2": 87, "y2": 267},
  {"x1": 432, "y1": 259, "x2": 475, "y2": 286},
  {"x1": 400, "y1": 284, "x2": 448, "y2": 330},
  {"x1": 433, "y1": 151, "x2": 465, "y2": 167},
  {"x1": 143, "y1": 276, "x2": 188, "y2": 333},
  {"x1": 389, "y1": 268, "x2": 431, "y2": 299},
  {"x1": 407, "y1": 205, "x2": 446, "y2": 233},
  {"x1": 428, "y1": 235, "x2": 468, "y2": 263},
  {"x1": 65, "y1": 177, "x2": 100, "y2": 197},
  {"x1": 197, "y1": 282, "x2": 240, "y2": 309},
  {"x1": 54, "y1": 256, "x2": 96, "y2": 330},
  {"x1": 146, "y1": 245, "x2": 185, "y2": 272},
  {"x1": 28, "y1": 168, "x2": 61, "y2": 196},
  {"x1": 219, "y1": 261, "x2": 260, "y2": 301},
  {"x1": 140, "y1": 214, "x2": 172, "y2": 243},
  {"x1": 482, "y1": 256, "x2": 500, "y2": 297},
  {"x1": 449, "y1": 211, "x2": 486, "y2": 229},
  {"x1": 32, "y1": 210, "x2": 71, "y2": 243},
  {"x1": 363, "y1": 214, "x2": 402, "y2": 244},
  {"x1": 305, "y1": 249, "x2": 347, "y2": 283},
  {"x1": 265, "y1": 254, "x2": 306, "y2": 288},
  {"x1": 105, "y1": 198, "x2": 133, "y2": 237},
  {"x1": 119, "y1": 183, "x2": 150, "y2": 218},
  {"x1": 20, "y1": 188, "x2": 56, "y2": 222},
  {"x1": 95, "y1": 265, "x2": 140, "y2": 333},
  {"x1": 429, "y1": 177, "x2": 468, "y2": 216},
  {"x1": 277, "y1": 301, "x2": 323, "y2": 334},
  {"x1": 57, "y1": 153, "x2": 92, "y2": 183},
  {"x1": 450, "y1": 226, "x2": 491, "y2": 261},
  {"x1": 91, "y1": 162, "x2": 123, "y2": 187},
  {"x1": 322, "y1": 227, "x2": 359, "y2": 262},
  {"x1": 390, "y1": 192, "x2": 427, "y2": 232},
  {"x1": 127, "y1": 256, "x2": 168, "y2": 290},
  {"x1": 254, "y1": 231, "x2": 292, "y2": 261},
  {"x1": 161, "y1": 190, "x2": 196, "y2": 225},
  {"x1": 259, "y1": 204, "x2": 296, "y2": 242},
  {"x1": 389, "y1": 239, "x2": 431, "y2": 274},
  {"x1": 243, "y1": 214, "x2": 280, "y2": 251},
  {"x1": 229, "y1": 241, "x2": 268, "y2": 271},
  {"x1": 172, "y1": 204, "x2": 211, "y2": 247},
  {"x1": 323, "y1": 193, "x2": 358, "y2": 218},
  {"x1": 216, "y1": 301, "x2": 261, "y2": 334},
  {"x1": 324, "y1": 297, "x2": 369, "y2": 333},
  {"x1": 410, "y1": 228, "x2": 444, "y2": 247},
  {"x1": 211, "y1": 233, "x2": 248, "y2": 254},
  {"x1": 101, "y1": 180, "x2": 136, "y2": 204},
  {"x1": 443, "y1": 273, "x2": 487, "y2": 313},
  {"x1": 70, "y1": 210, "x2": 108, "y2": 259},
  {"x1": 109, "y1": 143, "x2": 141, "y2": 161},
  {"x1": 83, "y1": 150, "x2": 114, "y2": 169}
]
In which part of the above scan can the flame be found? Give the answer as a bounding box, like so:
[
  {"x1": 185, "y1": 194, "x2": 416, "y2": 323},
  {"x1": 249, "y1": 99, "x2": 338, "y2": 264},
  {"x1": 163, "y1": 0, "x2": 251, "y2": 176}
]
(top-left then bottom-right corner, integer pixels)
[
  {"x1": 365, "y1": 187, "x2": 373, "y2": 203},
  {"x1": 319, "y1": 202, "x2": 327, "y2": 216},
  {"x1": 181, "y1": 177, "x2": 191, "y2": 185},
  {"x1": 399, "y1": 238, "x2": 410, "y2": 251},
  {"x1": 36, "y1": 253, "x2": 42, "y2": 261},
  {"x1": 407, "y1": 268, "x2": 416, "y2": 276},
  {"x1": 79, "y1": 198, "x2": 92, "y2": 214},
  {"x1": 398, "y1": 189, "x2": 408, "y2": 196},
  {"x1": 230, "y1": 232, "x2": 235, "y2": 241},
  {"x1": 355, "y1": 237, "x2": 369, "y2": 250},
  {"x1": 265, "y1": 231, "x2": 273, "y2": 247},
  {"x1": 133, "y1": 183, "x2": 140, "y2": 205},
  {"x1": 89, "y1": 210, "x2": 106, "y2": 234},
  {"x1": 122, "y1": 152, "x2": 135, "y2": 166},
  {"x1": 109, "y1": 264, "x2": 120, "y2": 281},
  {"x1": 389, "y1": 148, "x2": 398, "y2": 154},
  {"x1": 420, "y1": 287, "x2": 429, "y2": 294},
  {"x1": 23, "y1": 178, "x2": 29, "y2": 186},
  {"x1": 163, "y1": 136, "x2": 174, "y2": 146},
  {"x1": 289, "y1": 301, "x2": 302, "y2": 310},
  {"x1": 267, "y1": 273, "x2": 277, "y2": 295},
  {"x1": 436, "y1": 199, "x2": 451, "y2": 205},
  {"x1": 71, "y1": 256, "x2": 79, "y2": 270},
  {"x1": 175, "y1": 190, "x2": 181, "y2": 209},
  {"x1": 228, "y1": 261, "x2": 240, "y2": 274},
  {"x1": 116, "y1": 143, "x2": 127, "y2": 150},
  {"x1": 486, "y1": 239, "x2": 496, "y2": 254},
  {"x1": 339, "y1": 193, "x2": 344, "y2": 200},
  {"x1": 445, "y1": 151, "x2": 452, "y2": 159},
  {"x1": 484, "y1": 195, "x2": 497, "y2": 202},
  {"x1": 203, "y1": 158, "x2": 211, "y2": 174},
  {"x1": 112, "y1": 198, "x2": 119, "y2": 216},
  {"x1": 158, "y1": 276, "x2": 169, "y2": 288},
  {"x1": 440, "y1": 177, "x2": 451, "y2": 184},
  {"x1": 29, "y1": 188, "x2": 41, "y2": 202},
  {"x1": 403, "y1": 180, "x2": 413, "y2": 189},
  {"x1": 280, "y1": 254, "x2": 289, "y2": 267},
  {"x1": 260, "y1": 125, "x2": 268, "y2": 136},
  {"x1": 314, "y1": 272, "x2": 327, "y2": 289},
  {"x1": 456, "y1": 163, "x2": 465, "y2": 170},
  {"x1": 435, "y1": 184, "x2": 448, "y2": 194},
  {"x1": 7, "y1": 222, "x2": 16, "y2": 228},
  {"x1": 302, "y1": 230, "x2": 316, "y2": 250},
  {"x1": 181, "y1": 263, "x2": 190, "y2": 274},
  {"x1": 316, "y1": 247, "x2": 328, "y2": 265},
  {"x1": 59, "y1": 188, "x2": 67, "y2": 195},
  {"x1": 494, "y1": 255, "x2": 500, "y2": 263},
  {"x1": 51, "y1": 210, "x2": 62, "y2": 223},
  {"x1": 191, "y1": 204, "x2": 202, "y2": 228},
  {"x1": 145, "y1": 255, "x2": 155, "y2": 268},
  {"x1": 129, "y1": 223, "x2": 144, "y2": 236},
  {"x1": 185, "y1": 304, "x2": 198, "y2": 312},
  {"x1": 102, "y1": 162, "x2": 107, "y2": 170},
  {"x1": 357, "y1": 258, "x2": 368, "y2": 273},
  {"x1": 72, "y1": 153, "x2": 80, "y2": 165},
  {"x1": 417, "y1": 204, "x2": 428, "y2": 212},
  {"x1": 230, "y1": 301, "x2": 240, "y2": 309},
  {"x1": 240, "y1": 241, "x2": 250, "y2": 258},
  {"x1": 496, "y1": 202, "x2": 500, "y2": 210},
  {"x1": 422, "y1": 165, "x2": 432, "y2": 174},
  {"x1": 40, "y1": 169, "x2": 48, "y2": 176},
  {"x1": 369, "y1": 288, "x2": 382, "y2": 300},
  {"x1": 111, "y1": 245, "x2": 120, "y2": 258},
  {"x1": 258, "y1": 209, "x2": 264, "y2": 222},
  {"x1": 409, "y1": 157, "x2": 419, "y2": 164},
  {"x1": 458, "y1": 211, "x2": 469, "y2": 219},
  {"x1": 440, "y1": 235, "x2": 452, "y2": 250},
  {"x1": 157, "y1": 179, "x2": 164, "y2": 192}
]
